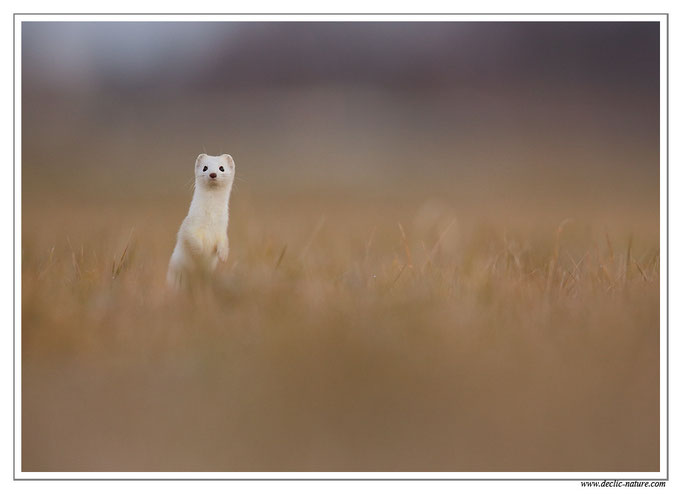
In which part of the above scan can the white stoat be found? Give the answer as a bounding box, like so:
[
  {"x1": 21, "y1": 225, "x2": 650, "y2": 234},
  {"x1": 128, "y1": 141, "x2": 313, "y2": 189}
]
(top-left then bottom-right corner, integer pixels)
[{"x1": 167, "y1": 153, "x2": 235, "y2": 289}]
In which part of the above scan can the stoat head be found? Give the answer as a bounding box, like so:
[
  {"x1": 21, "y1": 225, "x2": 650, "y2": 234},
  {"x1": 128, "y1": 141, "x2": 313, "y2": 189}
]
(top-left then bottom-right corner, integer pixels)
[{"x1": 194, "y1": 153, "x2": 235, "y2": 190}]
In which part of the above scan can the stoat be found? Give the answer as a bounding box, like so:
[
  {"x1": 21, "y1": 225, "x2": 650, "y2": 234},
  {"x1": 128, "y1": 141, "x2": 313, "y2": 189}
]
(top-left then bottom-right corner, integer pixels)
[{"x1": 167, "y1": 153, "x2": 235, "y2": 289}]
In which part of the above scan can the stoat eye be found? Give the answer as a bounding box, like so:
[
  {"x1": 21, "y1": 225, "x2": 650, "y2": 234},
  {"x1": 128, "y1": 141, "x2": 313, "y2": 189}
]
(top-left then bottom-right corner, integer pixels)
[
  {"x1": 202, "y1": 166, "x2": 208, "y2": 172},
  {"x1": 219, "y1": 166, "x2": 225, "y2": 172}
]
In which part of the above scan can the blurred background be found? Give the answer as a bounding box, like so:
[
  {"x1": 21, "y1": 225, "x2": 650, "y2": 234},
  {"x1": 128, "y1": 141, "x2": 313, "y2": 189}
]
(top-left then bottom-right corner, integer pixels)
[
  {"x1": 22, "y1": 21, "x2": 659, "y2": 222},
  {"x1": 21, "y1": 21, "x2": 661, "y2": 473}
]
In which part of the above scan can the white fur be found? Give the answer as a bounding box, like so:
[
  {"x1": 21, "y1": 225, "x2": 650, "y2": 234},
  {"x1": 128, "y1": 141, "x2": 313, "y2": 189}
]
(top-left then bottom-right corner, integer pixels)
[{"x1": 167, "y1": 153, "x2": 235, "y2": 289}]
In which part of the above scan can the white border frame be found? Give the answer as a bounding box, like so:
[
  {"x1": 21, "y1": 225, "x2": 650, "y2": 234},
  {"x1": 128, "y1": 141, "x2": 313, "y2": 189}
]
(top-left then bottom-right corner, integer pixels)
[{"x1": 13, "y1": 13, "x2": 669, "y2": 481}]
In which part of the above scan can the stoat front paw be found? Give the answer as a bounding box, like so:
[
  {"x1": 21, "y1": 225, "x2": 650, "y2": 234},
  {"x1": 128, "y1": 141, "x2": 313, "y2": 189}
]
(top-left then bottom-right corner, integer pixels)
[{"x1": 217, "y1": 241, "x2": 230, "y2": 262}]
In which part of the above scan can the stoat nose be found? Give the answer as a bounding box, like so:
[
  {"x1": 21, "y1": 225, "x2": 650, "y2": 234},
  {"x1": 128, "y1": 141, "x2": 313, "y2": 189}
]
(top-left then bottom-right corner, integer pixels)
[{"x1": 209, "y1": 173, "x2": 217, "y2": 179}]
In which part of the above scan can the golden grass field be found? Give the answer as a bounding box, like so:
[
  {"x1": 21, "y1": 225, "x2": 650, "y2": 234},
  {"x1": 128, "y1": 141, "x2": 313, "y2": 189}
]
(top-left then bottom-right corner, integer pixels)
[
  {"x1": 18, "y1": 82, "x2": 661, "y2": 472},
  {"x1": 21, "y1": 177, "x2": 660, "y2": 472}
]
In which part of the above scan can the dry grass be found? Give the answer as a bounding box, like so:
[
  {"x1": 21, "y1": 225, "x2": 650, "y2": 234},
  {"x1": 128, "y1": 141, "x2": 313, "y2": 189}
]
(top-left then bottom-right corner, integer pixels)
[{"x1": 21, "y1": 186, "x2": 660, "y2": 472}]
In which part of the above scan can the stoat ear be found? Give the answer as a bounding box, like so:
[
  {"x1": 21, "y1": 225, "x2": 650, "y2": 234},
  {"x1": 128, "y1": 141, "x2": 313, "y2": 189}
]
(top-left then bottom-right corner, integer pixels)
[
  {"x1": 195, "y1": 153, "x2": 207, "y2": 167},
  {"x1": 221, "y1": 154, "x2": 235, "y2": 166}
]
